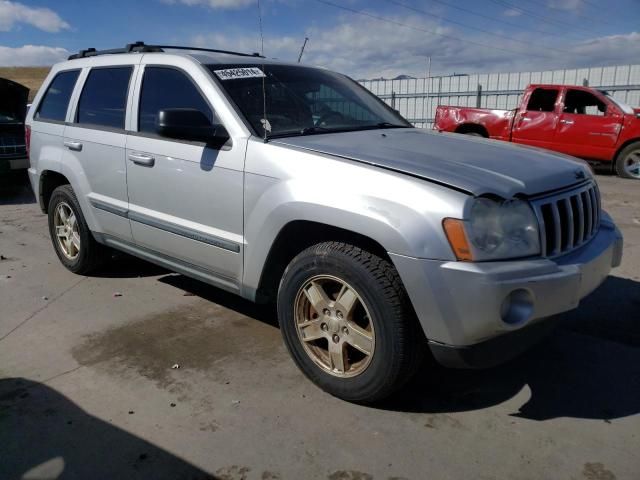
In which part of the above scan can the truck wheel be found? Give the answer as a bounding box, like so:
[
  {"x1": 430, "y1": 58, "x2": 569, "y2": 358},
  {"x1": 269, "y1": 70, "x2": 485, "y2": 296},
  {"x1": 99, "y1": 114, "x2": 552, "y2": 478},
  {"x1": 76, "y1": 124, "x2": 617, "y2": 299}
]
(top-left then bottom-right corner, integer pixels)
[
  {"x1": 615, "y1": 142, "x2": 640, "y2": 179},
  {"x1": 48, "y1": 184, "x2": 106, "y2": 274},
  {"x1": 464, "y1": 132, "x2": 484, "y2": 137},
  {"x1": 277, "y1": 242, "x2": 424, "y2": 403}
]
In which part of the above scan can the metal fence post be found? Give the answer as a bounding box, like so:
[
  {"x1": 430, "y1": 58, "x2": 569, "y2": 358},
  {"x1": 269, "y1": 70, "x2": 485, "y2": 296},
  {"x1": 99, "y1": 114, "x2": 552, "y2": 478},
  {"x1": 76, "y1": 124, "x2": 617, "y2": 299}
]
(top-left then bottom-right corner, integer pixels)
[
  {"x1": 391, "y1": 91, "x2": 396, "y2": 110},
  {"x1": 476, "y1": 84, "x2": 483, "y2": 108}
]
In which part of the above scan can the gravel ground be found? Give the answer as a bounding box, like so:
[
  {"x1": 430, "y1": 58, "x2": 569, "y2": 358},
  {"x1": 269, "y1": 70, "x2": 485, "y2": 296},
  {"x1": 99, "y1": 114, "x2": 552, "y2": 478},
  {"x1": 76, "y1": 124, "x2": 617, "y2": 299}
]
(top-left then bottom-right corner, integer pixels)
[{"x1": 0, "y1": 170, "x2": 638, "y2": 480}]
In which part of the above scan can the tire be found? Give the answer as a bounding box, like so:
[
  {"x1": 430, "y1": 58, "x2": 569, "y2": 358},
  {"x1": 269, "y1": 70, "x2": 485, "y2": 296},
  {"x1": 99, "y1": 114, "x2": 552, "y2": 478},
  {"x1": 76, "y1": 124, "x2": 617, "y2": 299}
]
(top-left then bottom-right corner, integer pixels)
[
  {"x1": 615, "y1": 141, "x2": 640, "y2": 180},
  {"x1": 464, "y1": 132, "x2": 484, "y2": 137},
  {"x1": 47, "y1": 184, "x2": 106, "y2": 274},
  {"x1": 277, "y1": 242, "x2": 424, "y2": 403}
]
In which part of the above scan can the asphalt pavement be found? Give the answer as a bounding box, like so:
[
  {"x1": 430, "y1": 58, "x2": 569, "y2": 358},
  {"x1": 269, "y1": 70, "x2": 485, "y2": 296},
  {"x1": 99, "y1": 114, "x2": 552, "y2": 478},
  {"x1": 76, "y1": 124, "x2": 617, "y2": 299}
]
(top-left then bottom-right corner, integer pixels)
[{"x1": 1, "y1": 170, "x2": 638, "y2": 480}]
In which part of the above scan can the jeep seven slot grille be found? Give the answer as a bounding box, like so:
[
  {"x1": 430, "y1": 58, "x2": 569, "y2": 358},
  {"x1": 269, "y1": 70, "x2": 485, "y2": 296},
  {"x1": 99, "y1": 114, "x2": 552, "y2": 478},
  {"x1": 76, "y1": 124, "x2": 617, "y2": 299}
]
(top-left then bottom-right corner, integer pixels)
[{"x1": 532, "y1": 181, "x2": 600, "y2": 257}]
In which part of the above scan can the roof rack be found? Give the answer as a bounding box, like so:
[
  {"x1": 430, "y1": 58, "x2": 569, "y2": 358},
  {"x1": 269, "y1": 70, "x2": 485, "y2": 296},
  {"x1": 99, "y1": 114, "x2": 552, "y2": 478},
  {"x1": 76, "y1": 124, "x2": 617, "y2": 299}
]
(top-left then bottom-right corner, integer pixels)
[{"x1": 68, "y1": 41, "x2": 264, "y2": 60}]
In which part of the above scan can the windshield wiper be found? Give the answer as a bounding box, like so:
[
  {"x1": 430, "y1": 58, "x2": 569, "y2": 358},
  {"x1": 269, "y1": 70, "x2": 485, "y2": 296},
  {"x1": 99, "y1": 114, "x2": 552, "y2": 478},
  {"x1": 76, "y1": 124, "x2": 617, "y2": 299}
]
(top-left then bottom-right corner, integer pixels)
[
  {"x1": 300, "y1": 126, "x2": 332, "y2": 135},
  {"x1": 331, "y1": 122, "x2": 410, "y2": 132},
  {"x1": 267, "y1": 123, "x2": 410, "y2": 140},
  {"x1": 266, "y1": 126, "x2": 332, "y2": 139},
  {"x1": 373, "y1": 122, "x2": 410, "y2": 129}
]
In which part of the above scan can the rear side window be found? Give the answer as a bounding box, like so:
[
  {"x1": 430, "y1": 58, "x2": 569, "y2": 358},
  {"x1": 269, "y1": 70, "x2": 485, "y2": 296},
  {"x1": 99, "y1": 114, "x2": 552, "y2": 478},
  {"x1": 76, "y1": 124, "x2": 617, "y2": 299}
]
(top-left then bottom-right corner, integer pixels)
[
  {"x1": 526, "y1": 88, "x2": 559, "y2": 112},
  {"x1": 138, "y1": 67, "x2": 214, "y2": 134},
  {"x1": 35, "y1": 70, "x2": 80, "y2": 122},
  {"x1": 76, "y1": 67, "x2": 133, "y2": 129}
]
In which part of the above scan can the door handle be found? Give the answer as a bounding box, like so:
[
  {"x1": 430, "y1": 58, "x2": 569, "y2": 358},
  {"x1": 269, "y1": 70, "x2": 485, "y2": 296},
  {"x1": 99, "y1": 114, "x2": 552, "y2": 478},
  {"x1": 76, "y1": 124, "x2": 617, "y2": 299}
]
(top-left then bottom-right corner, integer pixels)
[
  {"x1": 64, "y1": 141, "x2": 83, "y2": 151},
  {"x1": 128, "y1": 153, "x2": 155, "y2": 167},
  {"x1": 560, "y1": 119, "x2": 574, "y2": 125}
]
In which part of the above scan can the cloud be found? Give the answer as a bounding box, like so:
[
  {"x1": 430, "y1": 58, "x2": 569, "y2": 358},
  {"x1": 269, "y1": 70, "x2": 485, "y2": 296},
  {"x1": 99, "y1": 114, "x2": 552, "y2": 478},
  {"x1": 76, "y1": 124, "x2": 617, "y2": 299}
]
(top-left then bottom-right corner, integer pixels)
[
  {"x1": 503, "y1": 8, "x2": 522, "y2": 17},
  {"x1": 191, "y1": 12, "x2": 640, "y2": 80},
  {"x1": 0, "y1": 45, "x2": 69, "y2": 66},
  {"x1": 163, "y1": 0, "x2": 255, "y2": 9},
  {"x1": 0, "y1": 1, "x2": 70, "y2": 32}
]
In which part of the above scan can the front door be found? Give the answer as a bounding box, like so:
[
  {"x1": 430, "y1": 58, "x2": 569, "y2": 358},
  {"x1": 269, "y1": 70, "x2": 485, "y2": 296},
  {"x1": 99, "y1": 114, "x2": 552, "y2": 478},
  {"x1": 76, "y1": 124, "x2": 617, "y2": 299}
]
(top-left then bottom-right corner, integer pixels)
[
  {"x1": 125, "y1": 65, "x2": 244, "y2": 291},
  {"x1": 553, "y1": 88, "x2": 622, "y2": 161},
  {"x1": 511, "y1": 87, "x2": 560, "y2": 150}
]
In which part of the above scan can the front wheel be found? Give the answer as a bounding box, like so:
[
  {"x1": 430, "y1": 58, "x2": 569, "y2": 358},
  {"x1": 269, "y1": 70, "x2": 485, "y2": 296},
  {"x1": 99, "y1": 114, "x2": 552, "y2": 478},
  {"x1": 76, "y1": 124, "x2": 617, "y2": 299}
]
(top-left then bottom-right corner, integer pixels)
[
  {"x1": 615, "y1": 142, "x2": 640, "y2": 179},
  {"x1": 277, "y1": 242, "x2": 423, "y2": 403}
]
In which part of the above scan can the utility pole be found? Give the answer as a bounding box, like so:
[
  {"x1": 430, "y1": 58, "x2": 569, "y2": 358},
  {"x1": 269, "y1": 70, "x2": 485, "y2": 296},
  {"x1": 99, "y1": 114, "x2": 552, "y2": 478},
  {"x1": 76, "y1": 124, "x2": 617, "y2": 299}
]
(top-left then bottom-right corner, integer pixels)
[{"x1": 298, "y1": 37, "x2": 309, "y2": 63}]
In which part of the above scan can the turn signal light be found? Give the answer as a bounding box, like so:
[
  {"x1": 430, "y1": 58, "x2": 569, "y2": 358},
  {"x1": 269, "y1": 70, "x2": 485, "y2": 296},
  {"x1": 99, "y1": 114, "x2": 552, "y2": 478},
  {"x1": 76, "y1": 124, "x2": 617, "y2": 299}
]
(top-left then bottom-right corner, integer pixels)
[{"x1": 443, "y1": 218, "x2": 474, "y2": 261}]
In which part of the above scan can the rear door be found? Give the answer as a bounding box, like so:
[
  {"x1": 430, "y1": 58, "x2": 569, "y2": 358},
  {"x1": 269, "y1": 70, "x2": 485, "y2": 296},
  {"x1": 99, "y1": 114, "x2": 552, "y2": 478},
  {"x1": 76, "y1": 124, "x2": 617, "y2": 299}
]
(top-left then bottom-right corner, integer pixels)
[
  {"x1": 61, "y1": 61, "x2": 136, "y2": 241},
  {"x1": 125, "y1": 63, "x2": 245, "y2": 292},
  {"x1": 511, "y1": 87, "x2": 560, "y2": 150},
  {"x1": 554, "y1": 88, "x2": 622, "y2": 161},
  {"x1": 28, "y1": 69, "x2": 80, "y2": 176}
]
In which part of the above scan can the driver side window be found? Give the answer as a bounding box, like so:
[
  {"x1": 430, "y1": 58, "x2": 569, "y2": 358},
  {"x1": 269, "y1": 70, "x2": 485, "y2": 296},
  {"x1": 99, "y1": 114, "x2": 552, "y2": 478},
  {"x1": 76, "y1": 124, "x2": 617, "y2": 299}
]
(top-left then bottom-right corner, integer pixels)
[
  {"x1": 138, "y1": 67, "x2": 215, "y2": 134},
  {"x1": 563, "y1": 89, "x2": 607, "y2": 116}
]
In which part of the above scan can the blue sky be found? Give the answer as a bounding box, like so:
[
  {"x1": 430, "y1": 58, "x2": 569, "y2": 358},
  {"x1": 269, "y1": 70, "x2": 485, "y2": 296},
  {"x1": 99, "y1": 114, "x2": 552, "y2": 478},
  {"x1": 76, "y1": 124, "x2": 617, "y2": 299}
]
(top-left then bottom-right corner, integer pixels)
[{"x1": 1, "y1": 0, "x2": 639, "y2": 78}]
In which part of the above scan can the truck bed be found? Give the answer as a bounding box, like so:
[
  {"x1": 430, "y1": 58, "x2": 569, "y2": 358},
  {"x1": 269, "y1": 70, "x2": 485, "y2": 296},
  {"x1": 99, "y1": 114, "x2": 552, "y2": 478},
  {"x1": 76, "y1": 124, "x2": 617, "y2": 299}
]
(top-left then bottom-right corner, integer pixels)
[{"x1": 434, "y1": 106, "x2": 515, "y2": 141}]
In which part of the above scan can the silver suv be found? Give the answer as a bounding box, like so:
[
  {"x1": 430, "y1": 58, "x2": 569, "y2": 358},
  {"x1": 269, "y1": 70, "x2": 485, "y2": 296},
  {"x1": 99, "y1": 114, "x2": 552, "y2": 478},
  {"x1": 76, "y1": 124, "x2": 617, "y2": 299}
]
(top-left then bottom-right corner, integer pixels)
[{"x1": 26, "y1": 43, "x2": 623, "y2": 402}]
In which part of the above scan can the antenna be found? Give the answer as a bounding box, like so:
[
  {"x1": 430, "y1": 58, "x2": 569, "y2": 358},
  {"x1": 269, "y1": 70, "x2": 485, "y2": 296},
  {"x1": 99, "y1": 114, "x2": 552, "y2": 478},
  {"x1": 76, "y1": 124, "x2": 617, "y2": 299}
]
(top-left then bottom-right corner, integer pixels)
[
  {"x1": 258, "y1": 0, "x2": 268, "y2": 142},
  {"x1": 297, "y1": 37, "x2": 309, "y2": 63}
]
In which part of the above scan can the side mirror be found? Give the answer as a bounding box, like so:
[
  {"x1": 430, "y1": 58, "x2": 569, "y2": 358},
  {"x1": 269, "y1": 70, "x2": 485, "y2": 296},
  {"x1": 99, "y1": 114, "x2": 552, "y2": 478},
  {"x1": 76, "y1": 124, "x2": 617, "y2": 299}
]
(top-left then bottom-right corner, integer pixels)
[{"x1": 156, "y1": 108, "x2": 230, "y2": 145}]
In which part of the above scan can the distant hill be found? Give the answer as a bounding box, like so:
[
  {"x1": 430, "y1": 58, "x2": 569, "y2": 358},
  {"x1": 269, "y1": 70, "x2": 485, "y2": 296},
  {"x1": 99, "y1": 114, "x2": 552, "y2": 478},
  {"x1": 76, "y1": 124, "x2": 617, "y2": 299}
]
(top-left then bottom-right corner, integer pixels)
[{"x1": 0, "y1": 67, "x2": 51, "y2": 101}]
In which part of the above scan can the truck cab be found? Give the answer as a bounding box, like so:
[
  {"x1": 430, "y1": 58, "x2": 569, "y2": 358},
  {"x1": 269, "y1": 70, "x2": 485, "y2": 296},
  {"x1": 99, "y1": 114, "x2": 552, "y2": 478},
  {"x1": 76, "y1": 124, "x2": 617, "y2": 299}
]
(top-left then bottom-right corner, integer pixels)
[{"x1": 512, "y1": 85, "x2": 627, "y2": 160}]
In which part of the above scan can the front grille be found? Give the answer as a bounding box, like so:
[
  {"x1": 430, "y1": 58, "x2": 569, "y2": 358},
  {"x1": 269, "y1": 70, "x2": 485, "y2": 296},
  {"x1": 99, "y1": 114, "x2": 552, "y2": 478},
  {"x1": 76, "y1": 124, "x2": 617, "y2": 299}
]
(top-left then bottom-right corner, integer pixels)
[
  {"x1": 0, "y1": 135, "x2": 27, "y2": 158},
  {"x1": 531, "y1": 181, "x2": 601, "y2": 257}
]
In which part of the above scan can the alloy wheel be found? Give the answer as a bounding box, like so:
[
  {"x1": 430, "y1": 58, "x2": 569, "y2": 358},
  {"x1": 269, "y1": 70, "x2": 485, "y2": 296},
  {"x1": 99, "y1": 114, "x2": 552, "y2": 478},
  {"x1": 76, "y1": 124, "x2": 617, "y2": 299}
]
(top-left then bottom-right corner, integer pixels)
[
  {"x1": 294, "y1": 275, "x2": 375, "y2": 378},
  {"x1": 54, "y1": 202, "x2": 80, "y2": 260},
  {"x1": 623, "y1": 150, "x2": 640, "y2": 178}
]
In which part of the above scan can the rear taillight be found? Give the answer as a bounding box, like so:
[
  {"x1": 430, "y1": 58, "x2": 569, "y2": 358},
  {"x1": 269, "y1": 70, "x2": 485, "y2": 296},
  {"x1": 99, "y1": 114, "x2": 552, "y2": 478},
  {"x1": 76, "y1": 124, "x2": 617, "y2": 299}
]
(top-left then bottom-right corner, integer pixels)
[{"x1": 25, "y1": 125, "x2": 31, "y2": 159}]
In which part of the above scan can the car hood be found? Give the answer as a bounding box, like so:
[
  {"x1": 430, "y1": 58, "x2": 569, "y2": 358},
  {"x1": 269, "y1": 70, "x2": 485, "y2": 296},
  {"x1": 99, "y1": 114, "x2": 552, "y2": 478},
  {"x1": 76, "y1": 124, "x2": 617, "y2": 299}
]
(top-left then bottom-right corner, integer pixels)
[
  {"x1": 0, "y1": 77, "x2": 29, "y2": 123},
  {"x1": 272, "y1": 128, "x2": 592, "y2": 197}
]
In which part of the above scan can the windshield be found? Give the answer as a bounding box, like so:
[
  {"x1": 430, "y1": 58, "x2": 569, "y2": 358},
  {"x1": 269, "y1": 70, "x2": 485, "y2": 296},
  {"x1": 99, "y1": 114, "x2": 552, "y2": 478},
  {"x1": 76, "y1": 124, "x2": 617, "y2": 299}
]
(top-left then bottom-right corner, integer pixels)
[
  {"x1": 600, "y1": 90, "x2": 635, "y2": 114},
  {"x1": 208, "y1": 64, "x2": 411, "y2": 138}
]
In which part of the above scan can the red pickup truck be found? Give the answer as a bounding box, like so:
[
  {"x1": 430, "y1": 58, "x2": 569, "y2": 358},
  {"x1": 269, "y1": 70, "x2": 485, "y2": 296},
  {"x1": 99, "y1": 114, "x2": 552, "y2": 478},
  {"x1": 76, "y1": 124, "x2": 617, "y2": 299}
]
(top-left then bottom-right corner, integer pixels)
[{"x1": 433, "y1": 84, "x2": 640, "y2": 179}]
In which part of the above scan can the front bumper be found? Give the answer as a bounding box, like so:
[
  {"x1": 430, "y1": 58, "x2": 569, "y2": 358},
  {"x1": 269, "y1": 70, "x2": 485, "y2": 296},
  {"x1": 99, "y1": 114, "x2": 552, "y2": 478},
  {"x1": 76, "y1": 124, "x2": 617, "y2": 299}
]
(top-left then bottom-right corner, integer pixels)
[{"x1": 390, "y1": 214, "x2": 623, "y2": 368}]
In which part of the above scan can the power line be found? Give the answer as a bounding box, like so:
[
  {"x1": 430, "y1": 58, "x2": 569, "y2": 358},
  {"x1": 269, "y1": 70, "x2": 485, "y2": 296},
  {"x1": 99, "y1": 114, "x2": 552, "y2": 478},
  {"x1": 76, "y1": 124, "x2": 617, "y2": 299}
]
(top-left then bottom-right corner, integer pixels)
[
  {"x1": 313, "y1": 0, "x2": 556, "y2": 59},
  {"x1": 421, "y1": 0, "x2": 585, "y2": 41},
  {"x1": 521, "y1": 0, "x2": 615, "y2": 27},
  {"x1": 384, "y1": 0, "x2": 570, "y2": 54},
  {"x1": 486, "y1": 0, "x2": 602, "y2": 34}
]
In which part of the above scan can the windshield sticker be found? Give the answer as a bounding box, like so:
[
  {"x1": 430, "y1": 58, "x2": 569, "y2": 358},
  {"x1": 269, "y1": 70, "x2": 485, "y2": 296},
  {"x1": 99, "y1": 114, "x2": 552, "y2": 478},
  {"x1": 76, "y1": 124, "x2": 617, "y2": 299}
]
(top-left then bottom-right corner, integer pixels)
[{"x1": 214, "y1": 67, "x2": 266, "y2": 80}]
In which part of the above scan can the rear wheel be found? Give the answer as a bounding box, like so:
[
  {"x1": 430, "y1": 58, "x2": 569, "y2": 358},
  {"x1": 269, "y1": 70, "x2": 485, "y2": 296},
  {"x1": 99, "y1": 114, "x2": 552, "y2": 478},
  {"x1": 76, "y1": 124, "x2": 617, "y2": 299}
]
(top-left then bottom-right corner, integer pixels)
[
  {"x1": 615, "y1": 142, "x2": 640, "y2": 179},
  {"x1": 277, "y1": 242, "x2": 424, "y2": 403},
  {"x1": 48, "y1": 184, "x2": 106, "y2": 274}
]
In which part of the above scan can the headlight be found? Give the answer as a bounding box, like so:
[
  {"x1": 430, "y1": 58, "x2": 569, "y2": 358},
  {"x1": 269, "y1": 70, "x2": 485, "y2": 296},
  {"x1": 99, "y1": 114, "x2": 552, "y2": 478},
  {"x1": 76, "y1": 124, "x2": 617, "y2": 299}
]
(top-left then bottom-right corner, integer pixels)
[{"x1": 444, "y1": 197, "x2": 540, "y2": 261}]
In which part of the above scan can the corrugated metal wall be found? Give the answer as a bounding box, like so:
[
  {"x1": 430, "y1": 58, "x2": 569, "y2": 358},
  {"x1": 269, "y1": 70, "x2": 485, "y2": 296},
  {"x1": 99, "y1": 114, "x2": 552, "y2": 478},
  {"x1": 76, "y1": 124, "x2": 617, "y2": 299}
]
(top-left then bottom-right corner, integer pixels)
[{"x1": 360, "y1": 64, "x2": 640, "y2": 129}]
